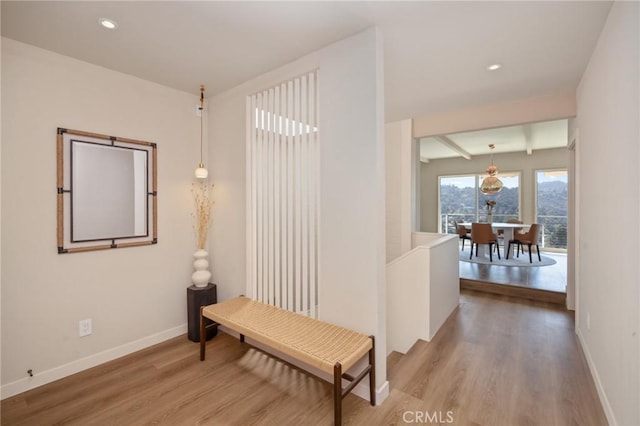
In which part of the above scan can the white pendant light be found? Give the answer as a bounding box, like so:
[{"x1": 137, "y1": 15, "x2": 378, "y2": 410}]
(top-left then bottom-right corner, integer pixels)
[
  {"x1": 195, "y1": 165, "x2": 208, "y2": 179},
  {"x1": 195, "y1": 85, "x2": 208, "y2": 179}
]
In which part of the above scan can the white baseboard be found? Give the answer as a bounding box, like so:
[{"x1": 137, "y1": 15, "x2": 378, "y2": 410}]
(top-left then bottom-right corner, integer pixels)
[
  {"x1": 219, "y1": 327, "x2": 389, "y2": 405},
  {"x1": 576, "y1": 327, "x2": 617, "y2": 426},
  {"x1": 373, "y1": 379, "x2": 390, "y2": 405},
  {"x1": 1, "y1": 324, "x2": 187, "y2": 400}
]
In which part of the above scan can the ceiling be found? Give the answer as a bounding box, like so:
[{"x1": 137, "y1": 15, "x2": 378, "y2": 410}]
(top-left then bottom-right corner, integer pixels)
[
  {"x1": 1, "y1": 1, "x2": 612, "y2": 122},
  {"x1": 419, "y1": 119, "x2": 568, "y2": 162}
]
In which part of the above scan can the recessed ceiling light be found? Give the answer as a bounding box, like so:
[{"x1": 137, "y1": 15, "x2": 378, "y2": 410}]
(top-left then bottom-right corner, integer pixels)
[
  {"x1": 99, "y1": 18, "x2": 118, "y2": 30},
  {"x1": 487, "y1": 63, "x2": 502, "y2": 71}
]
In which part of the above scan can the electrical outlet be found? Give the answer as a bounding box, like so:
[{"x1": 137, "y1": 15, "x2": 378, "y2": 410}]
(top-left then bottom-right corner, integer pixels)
[
  {"x1": 79, "y1": 319, "x2": 92, "y2": 337},
  {"x1": 586, "y1": 312, "x2": 591, "y2": 330}
]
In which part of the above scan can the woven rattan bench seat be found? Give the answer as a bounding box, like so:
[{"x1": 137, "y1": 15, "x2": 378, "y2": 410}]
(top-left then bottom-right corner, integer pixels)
[
  {"x1": 201, "y1": 296, "x2": 373, "y2": 374},
  {"x1": 199, "y1": 296, "x2": 376, "y2": 425}
]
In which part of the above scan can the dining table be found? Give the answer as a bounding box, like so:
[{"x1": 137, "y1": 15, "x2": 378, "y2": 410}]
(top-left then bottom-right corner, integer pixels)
[{"x1": 460, "y1": 222, "x2": 531, "y2": 258}]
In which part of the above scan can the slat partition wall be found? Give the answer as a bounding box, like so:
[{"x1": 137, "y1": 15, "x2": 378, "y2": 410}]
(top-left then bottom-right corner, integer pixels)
[{"x1": 247, "y1": 71, "x2": 319, "y2": 317}]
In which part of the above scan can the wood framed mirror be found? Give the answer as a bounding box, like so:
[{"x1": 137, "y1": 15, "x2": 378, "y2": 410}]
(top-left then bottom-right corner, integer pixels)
[{"x1": 57, "y1": 128, "x2": 157, "y2": 253}]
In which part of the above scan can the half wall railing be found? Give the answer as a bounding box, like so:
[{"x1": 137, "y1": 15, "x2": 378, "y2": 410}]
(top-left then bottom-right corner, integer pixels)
[{"x1": 386, "y1": 232, "x2": 459, "y2": 354}]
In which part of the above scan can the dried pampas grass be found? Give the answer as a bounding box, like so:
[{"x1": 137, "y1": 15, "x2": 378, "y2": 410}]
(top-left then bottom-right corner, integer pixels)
[{"x1": 191, "y1": 181, "x2": 214, "y2": 250}]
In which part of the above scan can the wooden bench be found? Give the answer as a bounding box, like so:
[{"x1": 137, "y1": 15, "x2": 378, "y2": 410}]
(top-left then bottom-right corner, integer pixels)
[{"x1": 200, "y1": 296, "x2": 375, "y2": 425}]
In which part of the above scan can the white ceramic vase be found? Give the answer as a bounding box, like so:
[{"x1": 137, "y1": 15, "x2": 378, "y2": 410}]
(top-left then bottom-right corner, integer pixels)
[{"x1": 192, "y1": 249, "x2": 211, "y2": 288}]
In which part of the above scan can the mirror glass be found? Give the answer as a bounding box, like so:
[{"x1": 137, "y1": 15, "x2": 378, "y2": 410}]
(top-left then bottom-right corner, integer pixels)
[
  {"x1": 71, "y1": 141, "x2": 148, "y2": 241},
  {"x1": 57, "y1": 128, "x2": 157, "y2": 253}
]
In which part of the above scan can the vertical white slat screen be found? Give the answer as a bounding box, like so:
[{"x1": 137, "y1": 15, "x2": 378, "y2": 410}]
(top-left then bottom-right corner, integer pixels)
[
  {"x1": 307, "y1": 72, "x2": 317, "y2": 318},
  {"x1": 247, "y1": 71, "x2": 319, "y2": 317}
]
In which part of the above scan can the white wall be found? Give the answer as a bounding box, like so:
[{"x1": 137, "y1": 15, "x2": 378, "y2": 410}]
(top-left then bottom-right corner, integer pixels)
[
  {"x1": 412, "y1": 91, "x2": 576, "y2": 138},
  {"x1": 208, "y1": 28, "x2": 388, "y2": 395},
  {"x1": 420, "y1": 148, "x2": 568, "y2": 232},
  {"x1": 567, "y1": 118, "x2": 578, "y2": 311},
  {"x1": 385, "y1": 119, "x2": 413, "y2": 262},
  {"x1": 0, "y1": 16, "x2": 4, "y2": 391},
  {"x1": 575, "y1": 2, "x2": 640, "y2": 425},
  {"x1": 1, "y1": 39, "x2": 200, "y2": 396}
]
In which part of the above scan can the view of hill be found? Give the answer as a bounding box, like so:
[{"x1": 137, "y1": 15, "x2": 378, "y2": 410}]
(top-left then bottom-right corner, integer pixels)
[{"x1": 536, "y1": 180, "x2": 568, "y2": 248}]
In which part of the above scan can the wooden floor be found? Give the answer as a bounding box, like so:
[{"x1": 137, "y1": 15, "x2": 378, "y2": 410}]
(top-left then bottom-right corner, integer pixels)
[
  {"x1": 459, "y1": 248, "x2": 567, "y2": 304},
  {"x1": 2, "y1": 290, "x2": 607, "y2": 425}
]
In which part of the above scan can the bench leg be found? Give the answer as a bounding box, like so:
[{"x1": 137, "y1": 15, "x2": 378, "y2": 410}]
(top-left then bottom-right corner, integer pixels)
[
  {"x1": 369, "y1": 335, "x2": 376, "y2": 406},
  {"x1": 199, "y1": 307, "x2": 206, "y2": 361},
  {"x1": 334, "y1": 363, "x2": 342, "y2": 426}
]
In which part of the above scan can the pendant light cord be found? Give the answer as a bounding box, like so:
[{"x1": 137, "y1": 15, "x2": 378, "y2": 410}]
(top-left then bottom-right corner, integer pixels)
[
  {"x1": 489, "y1": 143, "x2": 495, "y2": 166},
  {"x1": 199, "y1": 85, "x2": 205, "y2": 165}
]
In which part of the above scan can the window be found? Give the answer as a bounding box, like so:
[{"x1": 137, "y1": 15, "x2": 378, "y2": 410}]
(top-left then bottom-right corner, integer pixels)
[
  {"x1": 438, "y1": 175, "x2": 476, "y2": 233},
  {"x1": 476, "y1": 171, "x2": 520, "y2": 223},
  {"x1": 439, "y1": 172, "x2": 520, "y2": 233},
  {"x1": 536, "y1": 169, "x2": 568, "y2": 250}
]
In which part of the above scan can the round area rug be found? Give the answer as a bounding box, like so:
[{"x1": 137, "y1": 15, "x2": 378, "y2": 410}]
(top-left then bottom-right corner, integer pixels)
[{"x1": 459, "y1": 249, "x2": 556, "y2": 267}]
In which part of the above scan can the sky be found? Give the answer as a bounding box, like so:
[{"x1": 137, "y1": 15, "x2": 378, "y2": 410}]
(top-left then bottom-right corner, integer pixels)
[{"x1": 536, "y1": 170, "x2": 568, "y2": 183}]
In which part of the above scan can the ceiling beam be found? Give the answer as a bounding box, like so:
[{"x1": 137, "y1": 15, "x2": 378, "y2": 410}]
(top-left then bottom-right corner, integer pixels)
[
  {"x1": 434, "y1": 135, "x2": 472, "y2": 160},
  {"x1": 522, "y1": 123, "x2": 533, "y2": 155}
]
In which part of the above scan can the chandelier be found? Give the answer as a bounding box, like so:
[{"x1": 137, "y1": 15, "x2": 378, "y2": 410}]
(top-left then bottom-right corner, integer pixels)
[{"x1": 480, "y1": 144, "x2": 503, "y2": 195}]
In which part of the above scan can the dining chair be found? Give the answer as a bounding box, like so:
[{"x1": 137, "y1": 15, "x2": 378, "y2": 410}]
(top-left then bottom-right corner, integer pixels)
[
  {"x1": 498, "y1": 218, "x2": 523, "y2": 254},
  {"x1": 506, "y1": 223, "x2": 542, "y2": 263},
  {"x1": 455, "y1": 221, "x2": 471, "y2": 251},
  {"x1": 470, "y1": 222, "x2": 500, "y2": 262}
]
